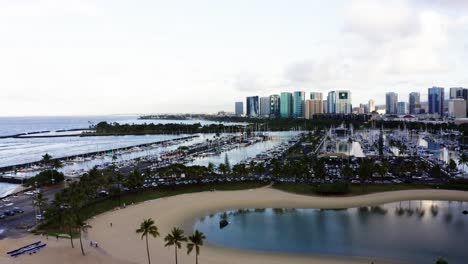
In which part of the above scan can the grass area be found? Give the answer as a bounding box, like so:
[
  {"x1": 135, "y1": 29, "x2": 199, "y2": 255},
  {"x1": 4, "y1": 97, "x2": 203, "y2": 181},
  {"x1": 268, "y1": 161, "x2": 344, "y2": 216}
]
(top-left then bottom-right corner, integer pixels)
[
  {"x1": 39, "y1": 181, "x2": 267, "y2": 235},
  {"x1": 273, "y1": 182, "x2": 437, "y2": 196},
  {"x1": 80, "y1": 181, "x2": 267, "y2": 220}
]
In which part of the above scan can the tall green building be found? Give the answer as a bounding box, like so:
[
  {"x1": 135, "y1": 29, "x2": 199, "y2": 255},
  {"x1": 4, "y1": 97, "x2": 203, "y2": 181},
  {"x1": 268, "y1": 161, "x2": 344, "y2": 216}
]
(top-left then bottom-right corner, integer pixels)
[{"x1": 280, "y1": 92, "x2": 293, "y2": 118}]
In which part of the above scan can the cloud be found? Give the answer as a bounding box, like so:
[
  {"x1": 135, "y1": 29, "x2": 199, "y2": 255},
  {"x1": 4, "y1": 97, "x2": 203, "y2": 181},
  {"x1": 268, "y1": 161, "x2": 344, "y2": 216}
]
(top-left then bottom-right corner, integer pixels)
[{"x1": 344, "y1": 0, "x2": 420, "y2": 42}]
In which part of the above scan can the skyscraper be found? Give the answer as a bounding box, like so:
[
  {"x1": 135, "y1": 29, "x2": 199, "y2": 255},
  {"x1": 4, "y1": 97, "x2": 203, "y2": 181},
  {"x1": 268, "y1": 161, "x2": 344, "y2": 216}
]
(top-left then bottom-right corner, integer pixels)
[
  {"x1": 305, "y1": 92, "x2": 323, "y2": 117},
  {"x1": 385, "y1": 92, "x2": 398, "y2": 114},
  {"x1": 327, "y1": 90, "x2": 352, "y2": 114},
  {"x1": 246, "y1": 96, "x2": 259, "y2": 117},
  {"x1": 259, "y1": 97, "x2": 270, "y2": 117},
  {"x1": 397, "y1": 102, "x2": 408, "y2": 115},
  {"x1": 280, "y1": 92, "x2": 293, "y2": 118},
  {"x1": 235, "y1": 102, "x2": 243, "y2": 116},
  {"x1": 448, "y1": 99, "x2": 467, "y2": 118},
  {"x1": 409, "y1": 92, "x2": 421, "y2": 114},
  {"x1": 269, "y1": 95, "x2": 280, "y2": 118},
  {"x1": 292, "y1": 91, "x2": 305, "y2": 118},
  {"x1": 428, "y1": 87, "x2": 445, "y2": 117},
  {"x1": 368, "y1": 99, "x2": 375, "y2": 113},
  {"x1": 449, "y1": 87, "x2": 466, "y2": 99}
]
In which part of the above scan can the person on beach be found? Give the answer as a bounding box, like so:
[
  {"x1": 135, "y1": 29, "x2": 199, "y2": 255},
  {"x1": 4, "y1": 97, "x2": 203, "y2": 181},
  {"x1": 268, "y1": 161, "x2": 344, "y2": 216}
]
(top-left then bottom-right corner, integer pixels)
[{"x1": 110, "y1": 222, "x2": 112, "y2": 227}]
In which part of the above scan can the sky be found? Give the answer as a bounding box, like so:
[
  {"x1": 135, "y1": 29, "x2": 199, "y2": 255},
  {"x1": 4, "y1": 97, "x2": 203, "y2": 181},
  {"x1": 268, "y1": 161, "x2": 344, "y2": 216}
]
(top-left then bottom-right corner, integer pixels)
[{"x1": 1, "y1": 0, "x2": 468, "y2": 116}]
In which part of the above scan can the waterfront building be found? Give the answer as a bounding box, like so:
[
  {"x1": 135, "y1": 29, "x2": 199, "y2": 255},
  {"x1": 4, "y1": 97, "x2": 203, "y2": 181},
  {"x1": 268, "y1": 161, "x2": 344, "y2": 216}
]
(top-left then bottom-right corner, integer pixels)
[
  {"x1": 428, "y1": 87, "x2": 445, "y2": 117},
  {"x1": 397, "y1": 102, "x2": 408, "y2": 115},
  {"x1": 409, "y1": 92, "x2": 421, "y2": 114},
  {"x1": 292, "y1": 91, "x2": 305, "y2": 118},
  {"x1": 448, "y1": 99, "x2": 467, "y2": 118},
  {"x1": 259, "y1": 97, "x2": 271, "y2": 117},
  {"x1": 246, "y1": 96, "x2": 259, "y2": 117},
  {"x1": 385, "y1": 92, "x2": 398, "y2": 114},
  {"x1": 280, "y1": 92, "x2": 293, "y2": 118},
  {"x1": 368, "y1": 99, "x2": 375, "y2": 113},
  {"x1": 304, "y1": 99, "x2": 324, "y2": 119},
  {"x1": 235, "y1": 102, "x2": 243, "y2": 116},
  {"x1": 269, "y1": 95, "x2": 280, "y2": 118},
  {"x1": 327, "y1": 90, "x2": 352, "y2": 114}
]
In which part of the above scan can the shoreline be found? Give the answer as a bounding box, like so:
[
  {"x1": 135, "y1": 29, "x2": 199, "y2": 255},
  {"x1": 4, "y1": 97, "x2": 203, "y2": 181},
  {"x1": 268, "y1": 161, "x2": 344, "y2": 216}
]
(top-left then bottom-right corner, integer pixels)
[
  {"x1": 2, "y1": 187, "x2": 468, "y2": 264},
  {"x1": 88, "y1": 187, "x2": 468, "y2": 264}
]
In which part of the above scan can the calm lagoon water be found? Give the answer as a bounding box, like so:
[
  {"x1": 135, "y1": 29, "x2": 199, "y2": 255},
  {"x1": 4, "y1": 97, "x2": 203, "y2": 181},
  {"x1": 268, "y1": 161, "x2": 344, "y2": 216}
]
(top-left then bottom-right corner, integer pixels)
[{"x1": 195, "y1": 201, "x2": 468, "y2": 264}]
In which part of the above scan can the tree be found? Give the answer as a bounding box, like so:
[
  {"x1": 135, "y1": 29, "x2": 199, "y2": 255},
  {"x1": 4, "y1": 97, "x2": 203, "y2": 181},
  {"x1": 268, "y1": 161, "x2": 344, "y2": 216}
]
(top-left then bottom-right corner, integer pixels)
[
  {"x1": 33, "y1": 192, "x2": 48, "y2": 218},
  {"x1": 378, "y1": 129, "x2": 384, "y2": 156},
  {"x1": 187, "y1": 230, "x2": 206, "y2": 264},
  {"x1": 75, "y1": 216, "x2": 92, "y2": 256},
  {"x1": 207, "y1": 162, "x2": 215, "y2": 174},
  {"x1": 458, "y1": 153, "x2": 468, "y2": 175},
  {"x1": 358, "y1": 158, "x2": 373, "y2": 190},
  {"x1": 52, "y1": 159, "x2": 63, "y2": 170},
  {"x1": 41, "y1": 153, "x2": 52, "y2": 167},
  {"x1": 377, "y1": 160, "x2": 389, "y2": 182},
  {"x1": 126, "y1": 169, "x2": 144, "y2": 190},
  {"x1": 136, "y1": 218, "x2": 160, "y2": 264},
  {"x1": 448, "y1": 159, "x2": 457, "y2": 172},
  {"x1": 435, "y1": 257, "x2": 448, "y2": 264},
  {"x1": 313, "y1": 158, "x2": 326, "y2": 182},
  {"x1": 164, "y1": 227, "x2": 187, "y2": 264},
  {"x1": 224, "y1": 154, "x2": 231, "y2": 174},
  {"x1": 341, "y1": 161, "x2": 353, "y2": 180}
]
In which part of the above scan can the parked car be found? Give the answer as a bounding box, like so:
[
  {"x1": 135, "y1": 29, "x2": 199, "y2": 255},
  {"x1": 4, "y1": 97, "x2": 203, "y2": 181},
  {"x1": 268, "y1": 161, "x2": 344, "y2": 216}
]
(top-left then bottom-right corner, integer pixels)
[
  {"x1": 4, "y1": 210, "x2": 14, "y2": 216},
  {"x1": 13, "y1": 207, "x2": 24, "y2": 213},
  {"x1": 36, "y1": 214, "x2": 45, "y2": 220},
  {"x1": 24, "y1": 191, "x2": 35, "y2": 196},
  {"x1": 0, "y1": 214, "x2": 5, "y2": 219}
]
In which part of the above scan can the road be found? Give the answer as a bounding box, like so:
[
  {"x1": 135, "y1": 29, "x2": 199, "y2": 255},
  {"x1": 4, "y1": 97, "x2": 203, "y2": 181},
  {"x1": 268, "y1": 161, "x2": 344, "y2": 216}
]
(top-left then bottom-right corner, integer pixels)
[{"x1": 0, "y1": 185, "x2": 63, "y2": 239}]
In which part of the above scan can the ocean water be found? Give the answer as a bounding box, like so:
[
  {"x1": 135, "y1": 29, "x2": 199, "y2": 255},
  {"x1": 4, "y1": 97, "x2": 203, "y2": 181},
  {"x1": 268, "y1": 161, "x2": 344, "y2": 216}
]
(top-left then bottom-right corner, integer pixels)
[
  {"x1": 195, "y1": 201, "x2": 468, "y2": 264},
  {"x1": 0, "y1": 116, "x2": 245, "y2": 197}
]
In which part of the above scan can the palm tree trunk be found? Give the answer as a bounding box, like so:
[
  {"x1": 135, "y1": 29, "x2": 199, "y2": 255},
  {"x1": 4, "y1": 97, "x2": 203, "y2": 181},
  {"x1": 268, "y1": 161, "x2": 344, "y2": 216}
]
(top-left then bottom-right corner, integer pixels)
[
  {"x1": 146, "y1": 235, "x2": 151, "y2": 264},
  {"x1": 69, "y1": 227, "x2": 74, "y2": 248},
  {"x1": 196, "y1": 253, "x2": 198, "y2": 264},
  {"x1": 175, "y1": 247, "x2": 178, "y2": 264},
  {"x1": 79, "y1": 231, "x2": 85, "y2": 256}
]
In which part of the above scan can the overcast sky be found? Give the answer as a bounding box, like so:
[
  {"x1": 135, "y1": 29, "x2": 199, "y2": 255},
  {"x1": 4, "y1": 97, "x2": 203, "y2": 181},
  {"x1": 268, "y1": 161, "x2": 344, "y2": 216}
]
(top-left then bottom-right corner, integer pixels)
[{"x1": 1, "y1": 0, "x2": 468, "y2": 116}]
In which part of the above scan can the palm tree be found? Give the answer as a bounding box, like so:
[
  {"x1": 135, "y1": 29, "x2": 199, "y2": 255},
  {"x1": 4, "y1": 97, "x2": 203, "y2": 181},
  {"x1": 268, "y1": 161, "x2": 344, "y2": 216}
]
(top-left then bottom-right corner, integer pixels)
[
  {"x1": 136, "y1": 218, "x2": 160, "y2": 264},
  {"x1": 164, "y1": 227, "x2": 187, "y2": 264},
  {"x1": 33, "y1": 192, "x2": 48, "y2": 218},
  {"x1": 75, "y1": 216, "x2": 92, "y2": 256},
  {"x1": 458, "y1": 152, "x2": 468, "y2": 175},
  {"x1": 41, "y1": 153, "x2": 52, "y2": 167},
  {"x1": 187, "y1": 230, "x2": 206, "y2": 264}
]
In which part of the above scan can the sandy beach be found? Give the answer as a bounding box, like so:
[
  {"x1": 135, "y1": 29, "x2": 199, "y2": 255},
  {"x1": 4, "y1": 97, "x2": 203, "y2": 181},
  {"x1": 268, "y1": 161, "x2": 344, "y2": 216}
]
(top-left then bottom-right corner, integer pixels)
[{"x1": 2, "y1": 187, "x2": 468, "y2": 264}]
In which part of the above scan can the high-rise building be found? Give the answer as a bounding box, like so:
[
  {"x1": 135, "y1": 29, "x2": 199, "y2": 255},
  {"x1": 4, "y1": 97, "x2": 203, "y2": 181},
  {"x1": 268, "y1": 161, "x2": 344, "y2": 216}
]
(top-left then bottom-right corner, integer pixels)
[
  {"x1": 449, "y1": 87, "x2": 466, "y2": 99},
  {"x1": 246, "y1": 96, "x2": 259, "y2": 117},
  {"x1": 327, "y1": 90, "x2": 352, "y2": 114},
  {"x1": 304, "y1": 99, "x2": 323, "y2": 119},
  {"x1": 385, "y1": 92, "x2": 398, "y2": 114},
  {"x1": 269, "y1": 95, "x2": 280, "y2": 118},
  {"x1": 368, "y1": 99, "x2": 375, "y2": 113},
  {"x1": 259, "y1": 97, "x2": 270, "y2": 117},
  {"x1": 292, "y1": 91, "x2": 305, "y2": 118},
  {"x1": 304, "y1": 92, "x2": 323, "y2": 117},
  {"x1": 235, "y1": 102, "x2": 243, "y2": 116},
  {"x1": 448, "y1": 99, "x2": 467, "y2": 118},
  {"x1": 397, "y1": 102, "x2": 408, "y2": 115},
  {"x1": 323, "y1": 100, "x2": 328, "y2": 113},
  {"x1": 409, "y1": 92, "x2": 421, "y2": 114},
  {"x1": 428, "y1": 87, "x2": 445, "y2": 117},
  {"x1": 280, "y1": 92, "x2": 293, "y2": 118}
]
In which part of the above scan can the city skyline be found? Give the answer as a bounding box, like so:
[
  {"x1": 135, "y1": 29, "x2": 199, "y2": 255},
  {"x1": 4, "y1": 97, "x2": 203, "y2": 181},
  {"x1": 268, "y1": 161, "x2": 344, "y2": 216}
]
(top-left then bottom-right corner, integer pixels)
[{"x1": 1, "y1": 0, "x2": 468, "y2": 116}]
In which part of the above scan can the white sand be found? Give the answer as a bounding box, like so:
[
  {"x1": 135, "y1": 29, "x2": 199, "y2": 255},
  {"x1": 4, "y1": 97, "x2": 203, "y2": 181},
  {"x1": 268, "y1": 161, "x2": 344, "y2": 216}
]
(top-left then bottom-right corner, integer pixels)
[{"x1": 2, "y1": 187, "x2": 468, "y2": 264}]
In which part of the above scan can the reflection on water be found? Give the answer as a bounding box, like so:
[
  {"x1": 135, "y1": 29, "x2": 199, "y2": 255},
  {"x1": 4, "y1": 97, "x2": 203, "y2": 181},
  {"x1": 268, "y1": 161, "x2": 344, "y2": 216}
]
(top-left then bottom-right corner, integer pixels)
[
  {"x1": 335, "y1": 140, "x2": 365, "y2": 158},
  {"x1": 195, "y1": 201, "x2": 468, "y2": 264},
  {"x1": 188, "y1": 131, "x2": 299, "y2": 167}
]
